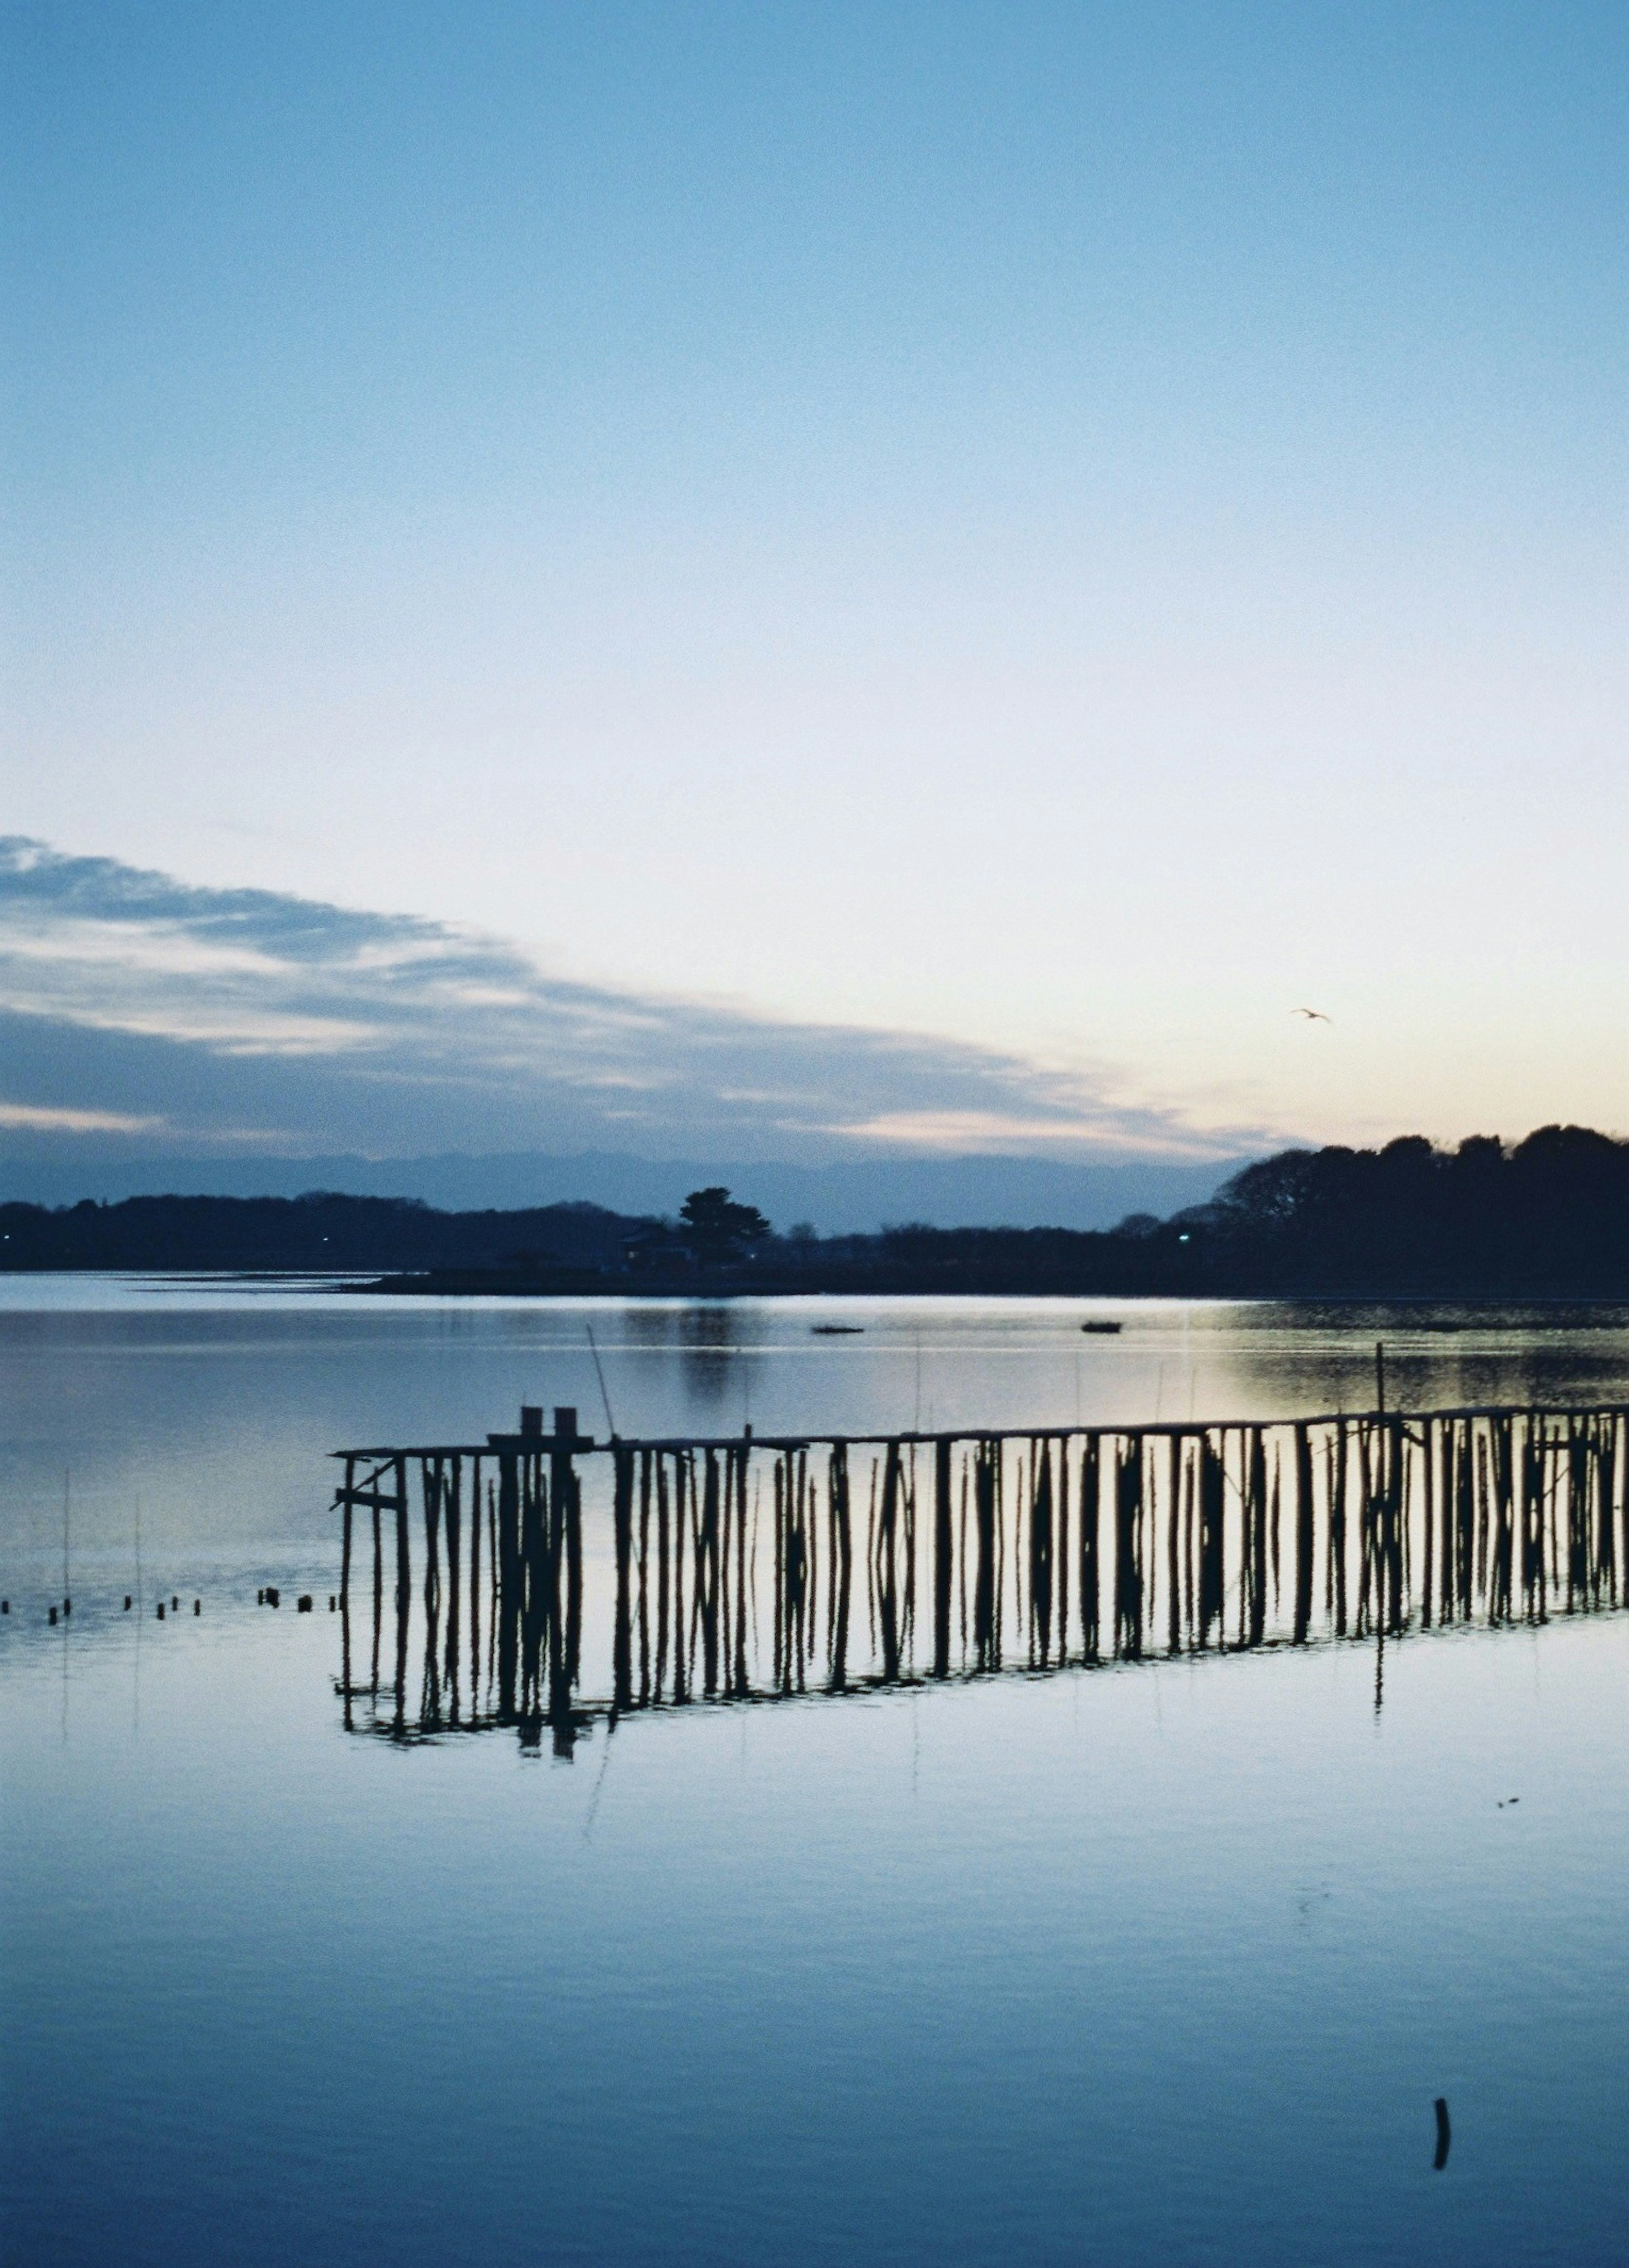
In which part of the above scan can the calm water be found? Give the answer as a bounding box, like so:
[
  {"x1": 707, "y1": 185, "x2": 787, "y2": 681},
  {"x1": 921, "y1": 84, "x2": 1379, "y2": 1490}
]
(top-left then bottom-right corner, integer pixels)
[{"x1": 5, "y1": 1284, "x2": 1629, "y2": 2265}]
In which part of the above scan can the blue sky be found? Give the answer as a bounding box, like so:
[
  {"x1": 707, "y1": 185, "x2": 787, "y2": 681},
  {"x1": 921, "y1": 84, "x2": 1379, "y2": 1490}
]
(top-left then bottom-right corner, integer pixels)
[{"x1": 3, "y1": 3, "x2": 1625, "y2": 1177}]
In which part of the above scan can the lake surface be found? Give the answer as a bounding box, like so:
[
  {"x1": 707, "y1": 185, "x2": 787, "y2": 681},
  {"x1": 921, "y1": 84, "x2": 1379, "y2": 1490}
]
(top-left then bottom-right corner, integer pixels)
[{"x1": 5, "y1": 1284, "x2": 1629, "y2": 2265}]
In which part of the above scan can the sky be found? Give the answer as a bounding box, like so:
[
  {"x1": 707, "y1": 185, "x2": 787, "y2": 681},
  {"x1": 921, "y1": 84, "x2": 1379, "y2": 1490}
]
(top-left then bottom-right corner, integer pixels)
[{"x1": 2, "y1": 1, "x2": 1625, "y2": 1195}]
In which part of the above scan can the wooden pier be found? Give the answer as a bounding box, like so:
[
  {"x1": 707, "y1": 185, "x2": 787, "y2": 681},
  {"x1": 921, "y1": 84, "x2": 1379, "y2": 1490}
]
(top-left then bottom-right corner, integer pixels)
[{"x1": 332, "y1": 1400, "x2": 1629, "y2": 1748}]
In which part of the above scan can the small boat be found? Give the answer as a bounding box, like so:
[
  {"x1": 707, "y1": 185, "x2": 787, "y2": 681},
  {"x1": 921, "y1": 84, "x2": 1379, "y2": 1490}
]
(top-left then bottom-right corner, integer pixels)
[
  {"x1": 811, "y1": 1323, "x2": 865, "y2": 1336},
  {"x1": 1080, "y1": 1320, "x2": 1123, "y2": 1334}
]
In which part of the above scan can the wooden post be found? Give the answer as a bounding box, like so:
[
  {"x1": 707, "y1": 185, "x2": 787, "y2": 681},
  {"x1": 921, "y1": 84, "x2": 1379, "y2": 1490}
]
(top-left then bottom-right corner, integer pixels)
[
  {"x1": 340, "y1": 1462, "x2": 354, "y2": 1731},
  {"x1": 1198, "y1": 1434, "x2": 1223, "y2": 1649},
  {"x1": 1079, "y1": 1433, "x2": 1100, "y2": 1660},
  {"x1": 551, "y1": 1418, "x2": 582, "y2": 1741},
  {"x1": 1115, "y1": 1437, "x2": 1145, "y2": 1659},
  {"x1": 733, "y1": 1445, "x2": 749, "y2": 1697},
  {"x1": 828, "y1": 1444, "x2": 852, "y2": 1692},
  {"x1": 877, "y1": 1439, "x2": 901, "y2": 1680},
  {"x1": 393, "y1": 1457, "x2": 409, "y2": 1730},
  {"x1": 613, "y1": 1446, "x2": 634, "y2": 1712},
  {"x1": 700, "y1": 1448, "x2": 720, "y2": 1696},
  {"x1": 445, "y1": 1456, "x2": 461, "y2": 1716},
  {"x1": 496, "y1": 1450, "x2": 519, "y2": 1720},
  {"x1": 932, "y1": 1436, "x2": 953, "y2": 1678},
  {"x1": 973, "y1": 1440, "x2": 998, "y2": 1670},
  {"x1": 1292, "y1": 1423, "x2": 1314, "y2": 1646},
  {"x1": 1165, "y1": 1435, "x2": 1181, "y2": 1656},
  {"x1": 370, "y1": 1492, "x2": 383, "y2": 1695},
  {"x1": 469, "y1": 1454, "x2": 482, "y2": 1714}
]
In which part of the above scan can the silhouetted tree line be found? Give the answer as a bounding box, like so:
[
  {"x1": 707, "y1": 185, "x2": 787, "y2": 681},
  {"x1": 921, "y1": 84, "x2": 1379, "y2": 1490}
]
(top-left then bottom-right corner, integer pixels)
[
  {"x1": 0, "y1": 1191, "x2": 652, "y2": 1276},
  {"x1": 1164, "y1": 1125, "x2": 1629, "y2": 1295},
  {"x1": 5, "y1": 1128, "x2": 1629, "y2": 1293},
  {"x1": 829, "y1": 1127, "x2": 1629, "y2": 1295}
]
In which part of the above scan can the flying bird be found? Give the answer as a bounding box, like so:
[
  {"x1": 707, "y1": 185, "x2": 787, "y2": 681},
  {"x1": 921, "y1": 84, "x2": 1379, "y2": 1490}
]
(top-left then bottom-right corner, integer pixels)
[{"x1": 1292, "y1": 1007, "x2": 1333, "y2": 1024}]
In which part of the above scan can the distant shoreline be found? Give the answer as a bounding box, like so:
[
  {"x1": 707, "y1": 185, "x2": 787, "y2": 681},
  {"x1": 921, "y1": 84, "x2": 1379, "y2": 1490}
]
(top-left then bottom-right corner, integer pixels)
[{"x1": 8, "y1": 1125, "x2": 1629, "y2": 1299}]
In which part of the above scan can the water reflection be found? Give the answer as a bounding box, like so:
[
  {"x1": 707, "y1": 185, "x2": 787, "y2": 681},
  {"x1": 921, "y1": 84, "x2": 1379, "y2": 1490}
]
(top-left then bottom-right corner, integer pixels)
[
  {"x1": 619, "y1": 1301, "x2": 756, "y2": 1415},
  {"x1": 335, "y1": 1399, "x2": 1629, "y2": 1747}
]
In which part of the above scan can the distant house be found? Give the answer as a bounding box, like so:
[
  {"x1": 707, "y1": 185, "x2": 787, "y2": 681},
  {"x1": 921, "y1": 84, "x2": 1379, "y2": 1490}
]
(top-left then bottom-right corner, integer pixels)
[{"x1": 623, "y1": 1227, "x2": 695, "y2": 1275}]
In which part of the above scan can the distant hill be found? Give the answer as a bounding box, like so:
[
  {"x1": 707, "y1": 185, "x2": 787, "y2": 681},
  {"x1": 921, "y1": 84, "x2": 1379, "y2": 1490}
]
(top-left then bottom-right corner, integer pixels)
[{"x1": 0, "y1": 1145, "x2": 1243, "y2": 1233}]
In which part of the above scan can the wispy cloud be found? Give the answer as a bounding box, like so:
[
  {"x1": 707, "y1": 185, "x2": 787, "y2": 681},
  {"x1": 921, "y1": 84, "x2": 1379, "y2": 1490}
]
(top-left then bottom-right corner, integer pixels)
[
  {"x1": 0, "y1": 839, "x2": 1264, "y2": 1164},
  {"x1": 0, "y1": 1101, "x2": 165, "y2": 1133}
]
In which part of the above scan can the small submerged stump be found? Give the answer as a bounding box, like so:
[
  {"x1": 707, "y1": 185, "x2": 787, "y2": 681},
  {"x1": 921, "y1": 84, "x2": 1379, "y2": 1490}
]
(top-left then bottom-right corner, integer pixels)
[{"x1": 1433, "y1": 2097, "x2": 1451, "y2": 2169}]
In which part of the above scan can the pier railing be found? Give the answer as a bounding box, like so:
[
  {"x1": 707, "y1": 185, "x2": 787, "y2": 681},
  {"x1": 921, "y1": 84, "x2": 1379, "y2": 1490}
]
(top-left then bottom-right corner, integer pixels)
[{"x1": 332, "y1": 1402, "x2": 1629, "y2": 1748}]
